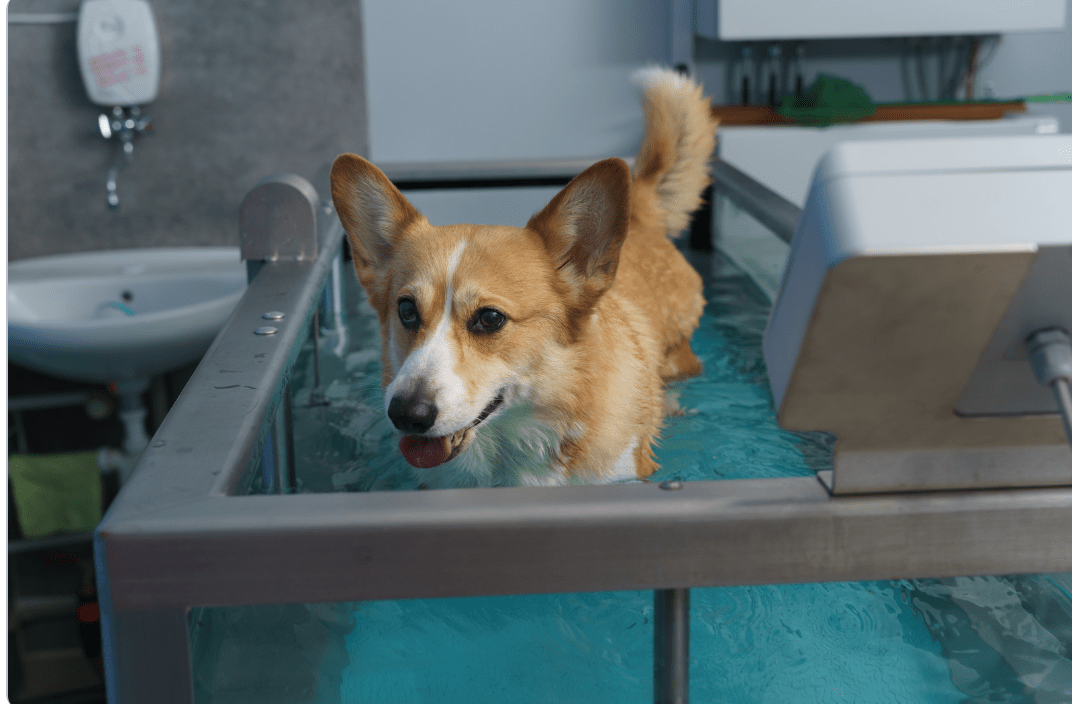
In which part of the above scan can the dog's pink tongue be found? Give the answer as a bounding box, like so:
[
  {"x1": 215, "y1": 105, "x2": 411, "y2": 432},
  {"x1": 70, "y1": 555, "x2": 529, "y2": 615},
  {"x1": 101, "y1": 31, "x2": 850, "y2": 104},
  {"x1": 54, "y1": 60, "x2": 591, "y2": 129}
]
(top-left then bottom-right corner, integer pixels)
[{"x1": 399, "y1": 435, "x2": 450, "y2": 469}]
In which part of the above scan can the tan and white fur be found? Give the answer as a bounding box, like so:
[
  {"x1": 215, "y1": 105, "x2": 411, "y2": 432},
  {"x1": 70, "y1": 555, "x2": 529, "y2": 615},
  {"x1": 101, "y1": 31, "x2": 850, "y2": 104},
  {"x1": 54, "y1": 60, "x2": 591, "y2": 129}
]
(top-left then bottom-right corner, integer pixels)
[{"x1": 330, "y1": 67, "x2": 717, "y2": 488}]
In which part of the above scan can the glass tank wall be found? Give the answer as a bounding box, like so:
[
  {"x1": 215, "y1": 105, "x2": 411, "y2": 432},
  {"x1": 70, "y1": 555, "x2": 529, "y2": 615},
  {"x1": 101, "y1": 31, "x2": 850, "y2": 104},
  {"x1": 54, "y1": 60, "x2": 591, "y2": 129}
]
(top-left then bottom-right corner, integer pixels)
[
  {"x1": 208, "y1": 189, "x2": 1071, "y2": 702},
  {"x1": 97, "y1": 167, "x2": 1072, "y2": 704}
]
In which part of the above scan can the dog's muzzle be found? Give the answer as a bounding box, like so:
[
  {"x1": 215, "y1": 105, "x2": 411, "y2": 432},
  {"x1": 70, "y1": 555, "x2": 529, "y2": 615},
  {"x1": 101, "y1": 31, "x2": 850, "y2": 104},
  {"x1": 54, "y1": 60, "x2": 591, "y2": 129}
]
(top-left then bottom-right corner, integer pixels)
[{"x1": 396, "y1": 392, "x2": 505, "y2": 468}]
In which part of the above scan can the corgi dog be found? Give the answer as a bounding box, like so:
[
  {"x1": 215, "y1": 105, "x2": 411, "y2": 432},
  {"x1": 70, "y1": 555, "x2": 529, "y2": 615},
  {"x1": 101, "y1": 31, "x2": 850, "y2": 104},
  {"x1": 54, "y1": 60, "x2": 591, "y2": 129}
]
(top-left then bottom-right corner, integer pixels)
[{"x1": 330, "y1": 67, "x2": 717, "y2": 488}]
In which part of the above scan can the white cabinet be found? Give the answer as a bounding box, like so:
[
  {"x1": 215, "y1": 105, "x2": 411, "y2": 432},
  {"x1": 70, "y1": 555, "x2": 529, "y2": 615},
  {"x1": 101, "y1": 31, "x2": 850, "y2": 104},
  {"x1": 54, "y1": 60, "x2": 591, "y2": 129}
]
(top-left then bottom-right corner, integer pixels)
[{"x1": 695, "y1": 0, "x2": 1067, "y2": 40}]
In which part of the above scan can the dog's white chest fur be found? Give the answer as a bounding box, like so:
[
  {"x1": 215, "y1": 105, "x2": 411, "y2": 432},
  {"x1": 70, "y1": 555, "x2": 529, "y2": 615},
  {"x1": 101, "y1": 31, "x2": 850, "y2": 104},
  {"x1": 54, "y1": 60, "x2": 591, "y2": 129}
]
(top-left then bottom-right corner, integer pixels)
[{"x1": 409, "y1": 404, "x2": 642, "y2": 489}]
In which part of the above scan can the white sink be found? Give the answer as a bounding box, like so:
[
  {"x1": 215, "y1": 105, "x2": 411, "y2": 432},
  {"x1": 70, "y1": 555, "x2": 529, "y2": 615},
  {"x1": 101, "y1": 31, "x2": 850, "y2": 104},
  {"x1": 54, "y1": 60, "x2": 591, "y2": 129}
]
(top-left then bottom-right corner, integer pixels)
[{"x1": 8, "y1": 247, "x2": 247, "y2": 384}]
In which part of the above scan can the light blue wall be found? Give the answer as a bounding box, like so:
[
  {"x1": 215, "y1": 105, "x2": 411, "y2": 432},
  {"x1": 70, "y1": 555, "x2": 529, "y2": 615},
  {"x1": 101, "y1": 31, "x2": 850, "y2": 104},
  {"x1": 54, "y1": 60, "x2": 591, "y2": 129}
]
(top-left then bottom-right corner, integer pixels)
[
  {"x1": 362, "y1": 0, "x2": 670, "y2": 163},
  {"x1": 364, "y1": 0, "x2": 1071, "y2": 169}
]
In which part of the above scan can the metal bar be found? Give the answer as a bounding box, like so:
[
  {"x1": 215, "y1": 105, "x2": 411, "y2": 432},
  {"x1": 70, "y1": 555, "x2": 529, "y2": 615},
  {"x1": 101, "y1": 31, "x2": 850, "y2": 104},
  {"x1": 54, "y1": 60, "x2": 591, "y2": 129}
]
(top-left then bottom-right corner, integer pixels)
[
  {"x1": 7, "y1": 391, "x2": 95, "y2": 412},
  {"x1": 710, "y1": 158, "x2": 801, "y2": 244},
  {"x1": 103, "y1": 606, "x2": 193, "y2": 704},
  {"x1": 313, "y1": 308, "x2": 323, "y2": 390},
  {"x1": 271, "y1": 383, "x2": 296, "y2": 494},
  {"x1": 8, "y1": 531, "x2": 94, "y2": 555},
  {"x1": 669, "y1": 0, "x2": 693, "y2": 72},
  {"x1": 377, "y1": 159, "x2": 794, "y2": 258},
  {"x1": 1054, "y1": 378, "x2": 1072, "y2": 448},
  {"x1": 318, "y1": 253, "x2": 343, "y2": 331},
  {"x1": 380, "y1": 157, "x2": 629, "y2": 188},
  {"x1": 260, "y1": 430, "x2": 276, "y2": 493},
  {"x1": 688, "y1": 184, "x2": 714, "y2": 251},
  {"x1": 654, "y1": 588, "x2": 690, "y2": 704},
  {"x1": 98, "y1": 478, "x2": 1072, "y2": 609}
]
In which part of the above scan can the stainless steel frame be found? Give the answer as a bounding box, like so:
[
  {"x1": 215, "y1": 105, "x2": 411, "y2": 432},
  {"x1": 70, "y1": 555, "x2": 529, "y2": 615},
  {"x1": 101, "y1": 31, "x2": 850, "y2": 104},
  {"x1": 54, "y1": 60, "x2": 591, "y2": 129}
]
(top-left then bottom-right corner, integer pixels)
[{"x1": 95, "y1": 158, "x2": 1072, "y2": 704}]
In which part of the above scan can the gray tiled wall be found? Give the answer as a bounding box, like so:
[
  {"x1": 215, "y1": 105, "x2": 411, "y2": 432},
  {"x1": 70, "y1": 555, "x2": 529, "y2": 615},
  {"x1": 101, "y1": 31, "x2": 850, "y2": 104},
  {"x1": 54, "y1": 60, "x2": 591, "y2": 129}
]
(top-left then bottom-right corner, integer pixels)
[{"x1": 7, "y1": 0, "x2": 368, "y2": 260}]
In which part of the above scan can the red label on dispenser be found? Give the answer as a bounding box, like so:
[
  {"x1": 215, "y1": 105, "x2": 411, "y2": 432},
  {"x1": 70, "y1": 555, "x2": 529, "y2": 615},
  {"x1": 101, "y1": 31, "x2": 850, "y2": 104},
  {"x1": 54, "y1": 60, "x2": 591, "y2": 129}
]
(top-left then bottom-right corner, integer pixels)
[{"x1": 90, "y1": 46, "x2": 145, "y2": 89}]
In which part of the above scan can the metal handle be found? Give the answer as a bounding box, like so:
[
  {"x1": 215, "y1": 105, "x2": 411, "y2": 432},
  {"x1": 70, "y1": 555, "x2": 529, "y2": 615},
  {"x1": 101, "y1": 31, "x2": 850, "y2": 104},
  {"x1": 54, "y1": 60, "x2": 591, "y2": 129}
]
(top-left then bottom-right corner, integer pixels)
[{"x1": 709, "y1": 157, "x2": 801, "y2": 244}]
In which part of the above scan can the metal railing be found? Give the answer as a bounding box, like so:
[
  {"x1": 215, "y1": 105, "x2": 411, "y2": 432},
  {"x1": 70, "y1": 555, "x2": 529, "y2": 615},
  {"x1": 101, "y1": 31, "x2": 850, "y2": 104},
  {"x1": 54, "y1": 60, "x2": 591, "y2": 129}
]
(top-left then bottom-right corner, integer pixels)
[
  {"x1": 94, "y1": 158, "x2": 1072, "y2": 704},
  {"x1": 710, "y1": 159, "x2": 800, "y2": 244}
]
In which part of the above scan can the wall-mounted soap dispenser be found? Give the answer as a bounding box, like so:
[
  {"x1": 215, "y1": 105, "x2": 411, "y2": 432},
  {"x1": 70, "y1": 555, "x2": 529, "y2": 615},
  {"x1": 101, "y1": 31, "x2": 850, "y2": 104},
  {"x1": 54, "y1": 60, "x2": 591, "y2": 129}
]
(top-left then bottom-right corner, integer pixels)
[{"x1": 77, "y1": 0, "x2": 161, "y2": 208}]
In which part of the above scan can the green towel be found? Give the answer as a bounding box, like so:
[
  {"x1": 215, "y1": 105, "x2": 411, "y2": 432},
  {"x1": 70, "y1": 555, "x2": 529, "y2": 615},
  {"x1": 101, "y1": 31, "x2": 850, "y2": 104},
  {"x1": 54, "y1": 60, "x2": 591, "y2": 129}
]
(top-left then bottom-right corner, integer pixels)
[
  {"x1": 8, "y1": 452, "x2": 103, "y2": 538},
  {"x1": 777, "y1": 74, "x2": 877, "y2": 127}
]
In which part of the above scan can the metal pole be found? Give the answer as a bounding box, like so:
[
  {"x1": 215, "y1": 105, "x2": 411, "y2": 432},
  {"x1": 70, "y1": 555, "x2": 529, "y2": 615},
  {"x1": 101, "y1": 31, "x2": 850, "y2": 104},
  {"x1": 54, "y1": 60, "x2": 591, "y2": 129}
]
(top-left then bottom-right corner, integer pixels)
[
  {"x1": 1053, "y1": 378, "x2": 1072, "y2": 448},
  {"x1": 260, "y1": 431, "x2": 275, "y2": 493},
  {"x1": 313, "y1": 309, "x2": 322, "y2": 391},
  {"x1": 97, "y1": 601, "x2": 194, "y2": 704},
  {"x1": 271, "y1": 383, "x2": 296, "y2": 494},
  {"x1": 319, "y1": 253, "x2": 343, "y2": 332},
  {"x1": 688, "y1": 184, "x2": 714, "y2": 252},
  {"x1": 654, "y1": 588, "x2": 690, "y2": 704}
]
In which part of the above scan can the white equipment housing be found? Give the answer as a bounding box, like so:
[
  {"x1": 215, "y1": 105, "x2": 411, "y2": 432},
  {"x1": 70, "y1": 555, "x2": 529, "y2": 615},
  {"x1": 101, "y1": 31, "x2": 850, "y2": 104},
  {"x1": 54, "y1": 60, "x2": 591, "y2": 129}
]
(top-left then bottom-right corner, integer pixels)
[{"x1": 764, "y1": 135, "x2": 1072, "y2": 494}]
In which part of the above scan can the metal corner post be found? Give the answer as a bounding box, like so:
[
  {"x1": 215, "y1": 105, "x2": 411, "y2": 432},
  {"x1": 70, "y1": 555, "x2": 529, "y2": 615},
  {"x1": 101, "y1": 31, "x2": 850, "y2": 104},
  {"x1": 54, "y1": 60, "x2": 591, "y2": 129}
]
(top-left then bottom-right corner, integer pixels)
[
  {"x1": 239, "y1": 173, "x2": 320, "y2": 264},
  {"x1": 97, "y1": 526, "x2": 194, "y2": 704},
  {"x1": 240, "y1": 174, "x2": 321, "y2": 496}
]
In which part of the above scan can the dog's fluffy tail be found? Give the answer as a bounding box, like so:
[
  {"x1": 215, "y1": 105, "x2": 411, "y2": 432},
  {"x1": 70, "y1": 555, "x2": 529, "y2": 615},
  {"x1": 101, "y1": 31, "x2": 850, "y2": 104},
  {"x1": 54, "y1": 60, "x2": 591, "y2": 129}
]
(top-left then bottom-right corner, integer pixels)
[{"x1": 630, "y1": 67, "x2": 718, "y2": 239}]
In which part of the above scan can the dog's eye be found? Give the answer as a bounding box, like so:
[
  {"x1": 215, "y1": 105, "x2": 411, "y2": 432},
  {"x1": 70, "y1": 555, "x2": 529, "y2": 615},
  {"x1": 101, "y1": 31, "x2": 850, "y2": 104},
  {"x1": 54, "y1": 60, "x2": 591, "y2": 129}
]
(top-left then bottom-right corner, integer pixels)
[
  {"x1": 470, "y1": 308, "x2": 506, "y2": 333},
  {"x1": 398, "y1": 298, "x2": 420, "y2": 329}
]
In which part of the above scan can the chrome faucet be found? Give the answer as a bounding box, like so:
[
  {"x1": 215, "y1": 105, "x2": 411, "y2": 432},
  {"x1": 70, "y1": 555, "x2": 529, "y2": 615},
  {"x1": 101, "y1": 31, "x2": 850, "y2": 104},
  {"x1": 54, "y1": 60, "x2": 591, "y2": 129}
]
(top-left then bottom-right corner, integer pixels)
[{"x1": 98, "y1": 106, "x2": 153, "y2": 208}]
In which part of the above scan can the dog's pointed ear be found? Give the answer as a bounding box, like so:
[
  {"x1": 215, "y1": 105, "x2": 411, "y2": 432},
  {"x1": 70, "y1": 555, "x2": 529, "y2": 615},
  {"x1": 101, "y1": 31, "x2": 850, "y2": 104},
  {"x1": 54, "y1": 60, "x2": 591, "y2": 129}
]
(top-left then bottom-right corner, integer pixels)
[
  {"x1": 330, "y1": 154, "x2": 425, "y2": 293},
  {"x1": 527, "y1": 158, "x2": 631, "y2": 306}
]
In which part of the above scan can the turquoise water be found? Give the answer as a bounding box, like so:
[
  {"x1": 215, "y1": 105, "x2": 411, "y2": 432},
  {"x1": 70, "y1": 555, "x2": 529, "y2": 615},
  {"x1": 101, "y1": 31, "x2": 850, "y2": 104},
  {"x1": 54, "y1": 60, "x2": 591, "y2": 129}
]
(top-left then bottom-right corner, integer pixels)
[
  {"x1": 212, "y1": 251, "x2": 1072, "y2": 704},
  {"x1": 647, "y1": 254, "x2": 835, "y2": 484},
  {"x1": 332, "y1": 574, "x2": 1072, "y2": 703},
  {"x1": 337, "y1": 583, "x2": 960, "y2": 704}
]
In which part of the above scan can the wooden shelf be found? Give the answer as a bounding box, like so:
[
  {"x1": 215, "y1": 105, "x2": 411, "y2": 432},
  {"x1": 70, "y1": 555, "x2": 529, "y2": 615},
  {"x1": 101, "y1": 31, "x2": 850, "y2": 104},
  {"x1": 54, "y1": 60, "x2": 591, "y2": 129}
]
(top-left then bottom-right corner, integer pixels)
[{"x1": 710, "y1": 101, "x2": 1028, "y2": 126}]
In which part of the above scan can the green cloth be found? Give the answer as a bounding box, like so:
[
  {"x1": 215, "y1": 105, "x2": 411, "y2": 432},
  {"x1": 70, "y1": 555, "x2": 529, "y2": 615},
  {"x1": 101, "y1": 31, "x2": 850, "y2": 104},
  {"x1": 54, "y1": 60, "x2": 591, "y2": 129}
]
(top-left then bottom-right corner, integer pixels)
[
  {"x1": 777, "y1": 74, "x2": 876, "y2": 127},
  {"x1": 1024, "y1": 92, "x2": 1072, "y2": 103},
  {"x1": 8, "y1": 452, "x2": 102, "y2": 538}
]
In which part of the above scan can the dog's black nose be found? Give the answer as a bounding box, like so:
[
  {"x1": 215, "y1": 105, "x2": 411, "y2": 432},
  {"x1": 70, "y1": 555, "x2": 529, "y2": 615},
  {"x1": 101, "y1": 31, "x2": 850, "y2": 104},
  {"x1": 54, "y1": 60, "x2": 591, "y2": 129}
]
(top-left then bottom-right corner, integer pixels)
[{"x1": 388, "y1": 391, "x2": 438, "y2": 434}]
